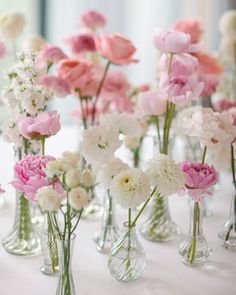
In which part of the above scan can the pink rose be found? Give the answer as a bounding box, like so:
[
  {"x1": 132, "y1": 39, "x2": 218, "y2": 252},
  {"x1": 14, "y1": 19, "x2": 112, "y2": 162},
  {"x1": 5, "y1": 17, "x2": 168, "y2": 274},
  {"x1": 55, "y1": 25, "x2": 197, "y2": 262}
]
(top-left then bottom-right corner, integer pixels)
[
  {"x1": 37, "y1": 44, "x2": 67, "y2": 67},
  {"x1": 213, "y1": 99, "x2": 236, "y2": 112},
  {"x1": 80, "y1": 10, "x2": 106, "y2": 29},
  {"x1": 94, "y1": 34, "x2": 137, "y2": 65},
  {"x1": 153, "y1": 27, "x2": 201, "y2": 53},
  {"x1": 179, "y1": 161, "x2": 217, "y2": 202},
  {"x1": 172, "y1": 18, "x2": 203, "y2": 43},
  {"x1": 199, "y1": 75, "x2": 219, "y2": 97},
  {"x1": 18, "y1": 111, "x2": 61, "y2": 139},
  {"x1": 192, "y1": 52, "x2": 223, "y2": 76},
  {"x1": 137, "y1": 91, "x2": 167, "y2": 116},
  {"x1": 0, "y1": 40, "x2": 7, "y2": 58},
  {"x1": 40, "y1": 75, "x2": 71, "y2": 97},
  {"x1": 160, "y1": 74, "x2": 204, "y2": 105},
  {"x1": 64, "y1": 33, "x2": 96, "y2": 54}
]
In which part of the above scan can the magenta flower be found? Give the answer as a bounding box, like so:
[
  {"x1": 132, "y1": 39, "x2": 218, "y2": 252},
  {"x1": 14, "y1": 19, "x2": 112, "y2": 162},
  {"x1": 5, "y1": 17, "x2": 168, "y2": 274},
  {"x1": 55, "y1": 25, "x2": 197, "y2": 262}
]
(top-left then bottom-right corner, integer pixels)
[
  {"x1": 80, "y1": 10, "x2": 106, "y2": 29},
  {"x1": 37, "y1": 44, "x2": 67, "y2": 67},
  {"x1": 40, "y1": 75, "x2": 71, "y2": 97},
  {"x1": 64, "y1": 33, "x2": 96, "y2": 54}
]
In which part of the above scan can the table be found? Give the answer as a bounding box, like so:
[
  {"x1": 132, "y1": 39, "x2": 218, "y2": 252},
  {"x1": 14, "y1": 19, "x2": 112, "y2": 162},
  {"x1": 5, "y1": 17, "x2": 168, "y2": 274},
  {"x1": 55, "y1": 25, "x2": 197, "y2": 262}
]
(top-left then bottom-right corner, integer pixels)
[{"x1": 0, "y1": 125, "x2": 235, "y2": 295}]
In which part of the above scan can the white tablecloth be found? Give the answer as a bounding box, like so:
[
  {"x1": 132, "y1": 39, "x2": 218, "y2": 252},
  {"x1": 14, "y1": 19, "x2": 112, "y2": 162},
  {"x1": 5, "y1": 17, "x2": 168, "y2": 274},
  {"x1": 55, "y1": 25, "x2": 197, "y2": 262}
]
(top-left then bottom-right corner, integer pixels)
[{"x1": 0, "y1": 125, "x2": 235, "y2": 295}]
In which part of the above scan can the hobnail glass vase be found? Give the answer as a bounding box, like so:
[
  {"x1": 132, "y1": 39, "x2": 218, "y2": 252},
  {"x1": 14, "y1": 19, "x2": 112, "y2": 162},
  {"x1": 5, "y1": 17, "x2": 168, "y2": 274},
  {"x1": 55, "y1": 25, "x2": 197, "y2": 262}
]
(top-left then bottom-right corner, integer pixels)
[
  {"x1": 56, "y1": 234, "x2": 76, "y2": 295},
  {"x1": 40, "y1": 213, "x2": 59, "y2": 275},
  {"x1": 93, "y1": 190, "x2": 120, "y2": 253},
  {"x1": 140, "y1": 194, "x2": 180, "y2": 242},
  {"x1": 179, "y1": 199, "x2": 211, "y2": 266},
  {"x1": 108, "y1": 223, "x2": 146, "y2": 282},
  {"x1": 2, "y1": 193, "x2": 41, "y2": 256}
]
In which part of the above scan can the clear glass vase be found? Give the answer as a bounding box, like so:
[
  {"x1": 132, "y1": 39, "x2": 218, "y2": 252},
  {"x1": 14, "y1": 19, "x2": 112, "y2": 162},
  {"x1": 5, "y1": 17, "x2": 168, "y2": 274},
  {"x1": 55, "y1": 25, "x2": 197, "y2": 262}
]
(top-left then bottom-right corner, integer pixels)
[
  {"x1": 108, "y1": 223, "x2": 146, "y2": 282},
  {"x1": 40, "y1": 213, "x2": 59, "y2": 275},
  {"x1": 81, "y1": 188, "x2": 103, "y2": 220},
  {"x1": 179, "y1": 200, "x2": 211, "y2": 266},
  {"x1": 93, "y1": 190, "x2": 120, "y2": 253},
  {"x1": 2, "y1": 193, "x2": 41, "y2": 256},
  {"x1": 56, "y1": 234, "x2": 76, "y2": 295},
  {"x1": 31, "y1": 203, "x2": 44, "y2": 230},
  {"x1": 218, "y1": 192, "x2": 236, "y2": 250},
  {"x1": 140, "y1": 194, "x2": 180, "y2": 242}
]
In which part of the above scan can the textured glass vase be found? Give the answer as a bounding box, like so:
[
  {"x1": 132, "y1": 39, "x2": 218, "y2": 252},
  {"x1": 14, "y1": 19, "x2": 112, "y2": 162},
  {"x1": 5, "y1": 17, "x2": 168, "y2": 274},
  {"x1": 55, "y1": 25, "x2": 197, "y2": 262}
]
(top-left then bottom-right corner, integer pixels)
[
  {"x1": 56, "y1": 234, "x2": 76, "y2": 295},
  {"x1": 40, "y1": 213, "x2": 59, "y2": 275},
  {"x1": 108, "y1": 223, "x2": 146, "y2": 282},
  {"x1": 140, "y1": 194, "x2": 180, "y2": 242},
  {"x1": 179, "y1": 200, "x2": 211, "y2": 266},
  {"x1": 93, "y1": 191, "x2": 120, "y2": 253},
  {"x1": 2, "y1": 193, "x2": 41, "y2": 256}
]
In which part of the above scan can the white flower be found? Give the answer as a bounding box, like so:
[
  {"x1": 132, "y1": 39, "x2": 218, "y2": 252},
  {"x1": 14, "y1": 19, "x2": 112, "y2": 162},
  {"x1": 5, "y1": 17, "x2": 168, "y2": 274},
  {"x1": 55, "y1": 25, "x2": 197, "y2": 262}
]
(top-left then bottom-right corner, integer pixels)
[
  {"x1": 81, "y1": 126, "x2": 121, "y2": 167},
  {"x1": 81, "y1": 169, "x2": 96, "y2": 187},
  {"x1": 1, "y1": 116, "x2": 23, "y2": 146},
  {"x1": 99, "y1": 157, "x2": 129, "y2": 189},
  {"x1": 145, "y1": 154, "x2": 184, "y2": 197},
  {"x1": 36, "y1": 186, "x2": 63, "y2": 212},
  {"x1": 220, "y1": 36, "x2": 236, "y2": 64},
  {"x1": 1, "y1": 87, "x2": 20, "y2": 113},
  {"x1": 99, "y1": 112, "x2": 141, "y2": 136},
  {"x1": 44, "y1": 160, "x2": 64, "y2": 178},
  {"x1": 65, "y1": 168, "x2": 81, "y2": 188},
  {"x1": 207, "y1": 145, "x2": 231, "y2": 170},
  {"x1": 219, "y1": 10, "x2": 236, "y2": 36},
  {"x1": 68, "y1": 187, "x2": 90, "y2": 211},
  {"x1": 123, "y1": 136, "x2": 141, "y2": 150},
  {"x1": 0, "y1": 12, "x2": 25, "y2": 40},
  {"x1": 21, "y1": 87, "x2": 45, "y2": 115},
  {"x1": 21, "y1": 34, "x2": 46, "y2": 52},
  {"x1": 110, "y1": 168, "x2": 151, "y2": 209},
  {"x1": 60, "y1": 151, "x2": 81, "y2": 170}
]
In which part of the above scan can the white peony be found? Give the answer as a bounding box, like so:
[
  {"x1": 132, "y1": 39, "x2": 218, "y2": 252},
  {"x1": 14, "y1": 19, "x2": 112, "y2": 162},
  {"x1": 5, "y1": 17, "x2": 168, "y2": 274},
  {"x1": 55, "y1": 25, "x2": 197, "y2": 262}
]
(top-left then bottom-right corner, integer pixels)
[
  {"x1": 44, "y1": 160, "x2": 64, "y2": 178},
  {"x1": 21, "y1": 34, "x2": 46, "y2": 52},
  {"x1": 81, "y1": 169, "x2": 96, "y2": 187},
  {"x1": 0, "y1": 12, "x2": 25, "y2": 40},
  {"x1": 145, "y1": 154, "x2": 184, "y2": 197},
  {"x1": 81, "y1": 126, "x2": 121, "y2": 167},
  {"x1": 219, "y1": 10, "x2": 236, "y2": 36},
  {"x1": 110, "y1": 168, "x2": 151, "y2": 209},
  {"x1": 65, "y1": 168, "x2": 81, "y2": 188},
  {"x1": 99, "y1": 157, "x2": 129, "y2": 189},
  {"x1": 60, "y1": 151, "x2": 81, "y2": 170},
  {"x1": 36, "y1": 186, "x2": 63, "y2": 212},
  {"x1": 68, "y1": 187, "x2": 90, "y2": 211}
]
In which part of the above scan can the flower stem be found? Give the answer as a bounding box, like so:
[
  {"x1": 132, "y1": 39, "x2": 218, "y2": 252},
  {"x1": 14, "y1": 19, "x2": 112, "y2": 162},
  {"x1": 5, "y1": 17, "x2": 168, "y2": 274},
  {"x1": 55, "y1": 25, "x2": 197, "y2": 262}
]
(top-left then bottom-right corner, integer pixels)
[
  {"x1": 18, "y1": 193, "x2": 30, "y2": 241},
  {"x1": 128, "y1": 208, "x2": 132, "y2": 228},
  {"x1": 201, "y1": 146, "x2": 207, "y2": 164},
  {"x1": 155, "y1": 116, "x2": 161, "y2": 153},
  {"x1": 41, "y1": 137, "x2": 45, "y2": 156}
]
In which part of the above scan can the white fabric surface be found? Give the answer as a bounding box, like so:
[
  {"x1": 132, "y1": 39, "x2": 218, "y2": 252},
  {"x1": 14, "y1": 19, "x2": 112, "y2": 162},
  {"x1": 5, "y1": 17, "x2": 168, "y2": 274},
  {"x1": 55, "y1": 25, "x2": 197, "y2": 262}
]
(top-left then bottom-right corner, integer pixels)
[{"x1": 0, "y1": 125, "x2": 235, "y2": 295}]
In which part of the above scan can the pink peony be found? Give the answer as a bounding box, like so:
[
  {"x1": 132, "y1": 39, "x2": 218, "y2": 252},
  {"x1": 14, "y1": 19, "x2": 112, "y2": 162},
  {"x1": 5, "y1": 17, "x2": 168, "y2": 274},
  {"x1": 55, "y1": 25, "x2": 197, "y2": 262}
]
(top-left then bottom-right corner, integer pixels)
[
  {"x1": 160, "y1": 74, "x2": 204, "y2": 105},
  {"x1": 137, "y1": 90, "x2": 167, "y2": 116},
  {"x1": 192, "y1": 52, "x2": 223, "y2": 76},
  {"x1": 153, "y1": 27, "x2": 201, "y2": 53},
  {"x1": 94, "y1": 33, "x2": 137, "y2": 65},
  {"x1": 0, "y1": 40, "x2": 7, "y2": 58},
  {"x1": 40, "y1": 75, "x2": 71, "y2": 97},
  {"x1": 199, "y1": 75, "x2": 219, "y2": 97},
  {"x1": 213, "y1": 99, "x2": 236, "y2": 112},
  {"x1": 179, "y1": 161, "x2": 217, "y2": 202},
  {"x1": 18, "y1": 111, "x2": 61, "y2": 139},
  {"x1": 37, "y1": 44, "x2": 67, "y2": 67},
  {"x1": 80, "y1": 10, "x2": 106, "y2": 29},
  {"x1": 64, "y1": 33, "x2": 96, "y2": 54},
  {"x1": 172, "y1": 18, "x2": 203, "y2": 43}
]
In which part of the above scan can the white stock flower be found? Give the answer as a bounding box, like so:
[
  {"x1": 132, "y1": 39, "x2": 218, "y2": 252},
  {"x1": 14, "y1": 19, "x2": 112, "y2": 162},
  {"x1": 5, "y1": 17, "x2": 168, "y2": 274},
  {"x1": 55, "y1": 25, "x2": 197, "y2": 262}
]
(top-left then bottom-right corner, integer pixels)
[
  {"x1": 1, "y1": 87, "x2": 20, "y2": 112},
  {"x1": 1, "y1": 116, "x2": 23, "y2": 146},
  {"x1": 110, "y1": 168, "x2": 151, "y2": 209},
  {"x1": 219, "y1": 10, "x2": 236, "y2": 36},
  {"x1": 99, "y1": 157, "x2": 129, "y2": 189},
  {"x1": 36, "y1": 186, "x2": 63, "y2": 212},
  {"x1": 0, "y1": 12, "x2": 25, "y2": 40},
  {"x1": 44, "y1": 160, "x2": 64, "y2": 178},
  {"x1": 21, "y1": 34, "x2": 46, "y2": 52},
  {"x1": 81, "y1": 126, "x2": 121, "y2": 167},
  {"x1": 65, "y1": 168, "x2": 81, "y2": 188},
  {"x1": 20, "y1": 87, "x2": 46, "y2": 115},
  {"x1": 123, "y1": 136, "x2": 140, "y2": 150},
  {"x1": 60, "y1": 151, "x2": 81, "y2": 170},
  {"x1": 68, "y1": 187, "x2": 89, "y2": 211},
  {"x1": 146, "y1": 154, "x2": 184, "y2": 197},
  {"x1": 81, "y1": 169, "x2": 96, "y2": 187}
]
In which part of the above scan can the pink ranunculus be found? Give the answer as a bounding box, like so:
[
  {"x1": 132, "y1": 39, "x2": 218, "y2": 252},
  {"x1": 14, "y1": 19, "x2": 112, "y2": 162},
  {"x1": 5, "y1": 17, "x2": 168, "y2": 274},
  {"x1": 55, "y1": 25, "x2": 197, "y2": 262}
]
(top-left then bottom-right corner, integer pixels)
[
  {"x1": 138, "y1": 83, "x2": 150, "y2": 92},
  {"x1": 102, "y1": 70, "x2": 130, "y2": 94},
  {"x1": 213, "y1": 99, "x2": 236, "y2": 112},
  {"x1": 18, "y1": 111, "x2": 61, "y2": 139},
  {"x1": 172, "y1": 18, "x2": 203, "y2": 44},
  {"x1": 160, "y1": 74, "x2": 204, "y2": 105},
  {"x1": 40, "y1": 75, "x2": 71, "y2": 97},
  {"x1": 179, "y1": 161, "x2": 217, "y2": 202},
  {"x1": 110, "y1": 94, "x2": 133, "y2": 113},
  {"x1": 37, "y1": 44, "x2": 67, "y2": 67},
  {"x1": 0, "y1": 40, "x2": 7, "y2": 58},
  {"x1": 153, "y1": 27, "x2": 201, "y2": 53},
  {"x1": 192, "y1": 51, "x2": 224, "y2": 76},
  {"x1": 64, "y1": 33, "x2": 96, "y2": 54},
  {"x1": 160, "y1": 53, "x2": 198, "y2": 76},
  {"x1": 80, "y1": 10, "x2": 106, "y2": 29},
  {"x1": 199, "y1": 75, "x2": 219, "y2": 97},
  {"x1": 94, "y1": 33, "x2": 137, "y2": 65},
  {"x1": 11, "y1": 155, "x2": 55, "y2": 201},
  {"x1": 137, "y1": 90, "x2": 167, "y2": 116}
]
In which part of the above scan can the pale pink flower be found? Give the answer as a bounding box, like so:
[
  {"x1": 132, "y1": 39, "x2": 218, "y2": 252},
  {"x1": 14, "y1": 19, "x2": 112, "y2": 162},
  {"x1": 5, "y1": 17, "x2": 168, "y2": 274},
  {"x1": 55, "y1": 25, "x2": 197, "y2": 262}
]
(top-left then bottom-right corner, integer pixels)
[
  {"x1": 192, "y1": 51, "x2": 223, "y2": 76},
  {"x1": 0, "y1": 185, "x2": 5, "y2": 194},
  {"x1": 137, "y1": 90, "x2": 167, "y2": 116},
  {"x1": 80, "y1": 10, "x2": 106, "y2": 29},
  {"x1": 64, "y1": 33, "x2": 96, "y2": 54},
  {"x1": 172, "y1": 18, "x2": 203, "y2": 43},
  {"x1": 138, "y1": 83, "x2": 150, "y2": 92},
  {"x1": 199, "y1": 75, "x2": 219, "y2": 97},
  {"x1": 37, "y1": 44, "x2": 67, "y2": 67},
  {"x1": 226, "y1": 107, "x2": 236, "y2": 126},
  {"x1": 0, "y1": 40, "x2": 7, "y2": 58},
  {"x1": 102, "y1": 70, "x2": 130, "y2": 94},
  {"x1": 40, "y1": 75, "x2": 70, "y2": 97},
  {"x1": 214, "y1": 99, "x2": 236, "y2": 112}
]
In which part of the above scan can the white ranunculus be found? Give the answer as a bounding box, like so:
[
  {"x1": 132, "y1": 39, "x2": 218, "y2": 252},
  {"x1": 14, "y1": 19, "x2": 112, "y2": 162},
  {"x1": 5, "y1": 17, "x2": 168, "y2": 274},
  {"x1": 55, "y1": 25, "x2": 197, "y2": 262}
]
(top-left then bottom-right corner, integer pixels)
[
  {"x1": 99, "y1": 157, "x2": 129, "y2": 189},
  {"x1": 60, "y1": 151, "x2": 81, "y2": 171},
  {"x1": 36, "y1": 186, "x2": 63, "y2": 212},
  {"x1": 110, "y1": 168, "x2": 151, "y2": 209},
  {"x1": 81, "y1": 126, "x2": 121, "y2": 167},
  {"x1": 219, "y1": 10, "x2": 236, "y2": 36},
  {"x1": 44, "y1": 160, "x2": 64, "y2": 178},
  {"x1": 0, "y1": 12, "x2": 25, "y2": 40},
  {"x1": 65, "y1": 168, "x2": 81, "y2": 188},
  {"x1": 68, "y1": 187, "x2": 90, "y2": 211},
  {"x1": 145, "y1": 154, "x2": 184, "y2": 197},
  {"x1": 123, "y1": 135, "x2": 141, "y2": 150},
  {"x1": 21, "y1": 34, "x2": 46, "y2": 52},
  {"x1": 1, "y1": 116, "x2": 23, "y2": 146},
  {"x1": 81, "y1": 169, "x2": 96, "y2": 187}
]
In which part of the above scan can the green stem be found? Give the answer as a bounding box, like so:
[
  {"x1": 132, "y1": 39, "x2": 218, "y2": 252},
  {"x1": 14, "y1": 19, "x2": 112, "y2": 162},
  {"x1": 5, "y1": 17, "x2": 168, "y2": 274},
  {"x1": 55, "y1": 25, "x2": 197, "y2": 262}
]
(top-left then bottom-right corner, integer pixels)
[
  {"x1": 128, "y1": 208, "x2": 132, "y2": 228},
  {"x1": 41, "y1": 137, "x2": 45, "y2": 156},
  {"x1": 187, "y1": 202, "x2": 199, "y2": 264},
  {"x1": 155, "y1": 116, "x2": 161, "y2": 153},
  {"x1": 18, "y1": 193, "x2": 30, "y2": 241},
  {"x1": 201, "y1": 146, "x2": 207, "y2": 164}
]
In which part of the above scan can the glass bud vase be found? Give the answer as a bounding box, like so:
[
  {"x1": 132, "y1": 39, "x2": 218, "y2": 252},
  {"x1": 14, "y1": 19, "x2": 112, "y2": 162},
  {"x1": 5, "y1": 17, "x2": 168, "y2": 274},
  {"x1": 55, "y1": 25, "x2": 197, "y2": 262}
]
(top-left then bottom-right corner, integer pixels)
[
  {"x1": 108, "y1": 223, "x2": 146, "y2": 282},
  {"x1": 2, "y1": 193, "x2": 41, "y2": 256},
  {"x1": 40, "y1": 213, "x2": 59, "y2": 275},
  {"x1": 56, "y1": 234, "x2": 76, "y2": 295},
  {"x1": 179, "y1": 200, "x2": 211, "y2": 266},
  {"x1": 82, "y1": 188, "x2": 103, "y2": 220},
  {"x1": 93, "y1": 191, "x2": 120, "y2": 253},
  {"x1": 218, "y1": 192, "x2": 236, "y2": 250},
  {"x1": 140, "y1": 194, "x2": 180, "y2": 242}
]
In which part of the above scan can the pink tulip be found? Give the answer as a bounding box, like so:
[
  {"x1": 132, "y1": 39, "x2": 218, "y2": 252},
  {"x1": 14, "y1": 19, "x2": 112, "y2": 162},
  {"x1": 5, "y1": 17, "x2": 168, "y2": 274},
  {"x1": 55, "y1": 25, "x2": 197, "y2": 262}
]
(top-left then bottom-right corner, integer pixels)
[
  {"x1": 199, "y1": 75, "x2": 219, "y2": 97},
  {"x1": 94, "y1": 33, "x2": 137, "y2": 65},
  {"x1": 37, "y1": 44, "x2": 67, "y2": 67},
  {"x1": 64, "y1": 33, "x2": 96, "y2": 54},
  {"x1": 80, "y1": 10, "x2": 106, "y2": 29},
  {"x1": 137, "y1": 91, "x2": 167, "y2": 116},
  {"x1": 153, "y1": 27, "x2": 201, "y2": 53},
  {"x1": 172, "y1": 18, "x2": 203, "y2": 43},
  {"x1": 18, "y1": 111, "x2": 61, "y2": 139},
  {"x1": 0, "y1": 40, "x2": 7, "y2": 58},
  {"x1": 179, "y1": 161, "x2": 217, "y2": 202},
  {"x1": 40, "y1": 75, "x2": 71, "y2": 97}
]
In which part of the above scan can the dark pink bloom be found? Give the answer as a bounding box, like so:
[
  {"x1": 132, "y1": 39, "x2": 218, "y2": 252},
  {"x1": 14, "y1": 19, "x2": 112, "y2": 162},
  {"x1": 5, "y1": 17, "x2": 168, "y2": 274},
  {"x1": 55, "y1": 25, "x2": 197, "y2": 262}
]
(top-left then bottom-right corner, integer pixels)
[
  {"x1": 40, "y1": 75, "x2": 71, "y2": 97},
  {"x1": 80, "y1": 10, "x2": 106, "y2": 29},
  {"x1": 172, "y1": 18, "x2": 203, "y2": 43},
  {"x1": 64, "y1": 33, "x2": 96, "y2": 54}
]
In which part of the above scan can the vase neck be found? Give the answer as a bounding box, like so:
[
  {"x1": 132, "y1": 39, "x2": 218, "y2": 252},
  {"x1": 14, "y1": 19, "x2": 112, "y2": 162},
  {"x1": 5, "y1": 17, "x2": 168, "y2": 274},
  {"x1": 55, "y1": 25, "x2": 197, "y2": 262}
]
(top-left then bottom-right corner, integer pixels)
[
  {"x1": 189, "y1": 201, "x2": 203, "y2": 237},
  {"x1": 103, "y1": 190, "x2": 115, "y2": 226}
]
